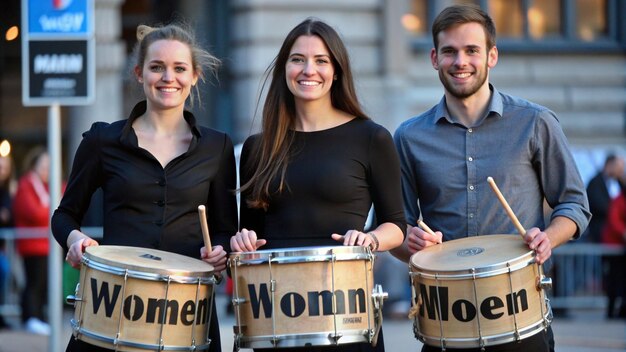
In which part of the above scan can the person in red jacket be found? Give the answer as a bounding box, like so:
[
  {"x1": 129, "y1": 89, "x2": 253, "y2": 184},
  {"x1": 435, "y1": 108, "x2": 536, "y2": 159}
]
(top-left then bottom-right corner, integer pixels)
[
  {"x1": 12, "y1": 146, "x2": 51, "y2": 335},
  {"x1": 601, "y1": 189, "x2": 626, "y2": 319}
]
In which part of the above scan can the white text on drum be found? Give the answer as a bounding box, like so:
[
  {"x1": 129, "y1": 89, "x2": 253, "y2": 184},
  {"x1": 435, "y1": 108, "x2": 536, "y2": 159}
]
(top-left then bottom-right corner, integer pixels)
[
  {"x1": 417, "y1": 284, "x2": 529, "y2": 322},
  {"x1": 90, "y1": 279, "x2": 211, "y2": 325},
  {"x1": 248, "y1": 283, "x2": 367, "y2": 319}
]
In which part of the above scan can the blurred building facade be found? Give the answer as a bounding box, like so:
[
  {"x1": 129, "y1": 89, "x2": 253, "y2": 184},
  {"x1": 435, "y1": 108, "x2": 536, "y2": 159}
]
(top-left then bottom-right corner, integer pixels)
[{"x1": 0, "y1": 0, "x2": 625, "y2": 177}]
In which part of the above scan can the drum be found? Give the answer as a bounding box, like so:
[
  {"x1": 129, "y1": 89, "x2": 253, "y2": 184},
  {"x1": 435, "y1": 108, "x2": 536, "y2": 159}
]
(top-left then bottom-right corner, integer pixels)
[
  {"x1": 409, "y1": 235, "x2": 552, "y2": 349},
  {"x1": 66, "y1": 246, "x2": 217, "y2": 351},
  {"x1": 228, "y1": 246, "x2": 387, "y2": 349}
]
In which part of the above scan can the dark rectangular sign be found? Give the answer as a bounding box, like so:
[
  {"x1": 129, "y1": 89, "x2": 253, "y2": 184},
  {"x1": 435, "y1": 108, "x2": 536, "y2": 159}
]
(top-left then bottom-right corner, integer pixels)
[{"x1": 26, "y1": 39, "x2": 91, "y2": 105}]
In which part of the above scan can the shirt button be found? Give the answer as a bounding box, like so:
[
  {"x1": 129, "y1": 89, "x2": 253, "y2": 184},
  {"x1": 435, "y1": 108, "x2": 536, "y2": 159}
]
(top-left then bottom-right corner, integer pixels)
[
  {"x1": 468, "y1": 128, "x2": 473, "y2": 133},
  {"x1": 468, "y1": 157, "x2": 473, "y2": 162},
  {"x1": 469, "y1": 213, "x2": 474, "y2": 218},
  {"x1": 157, "y1": 179, "x2": 166, "y2": 186},
  {"x1": 156, "y1": 200, "x2": 165, "y2": 207},
  {"x1": 469, "y1": 185, "x2": 475, "y2": 190}
]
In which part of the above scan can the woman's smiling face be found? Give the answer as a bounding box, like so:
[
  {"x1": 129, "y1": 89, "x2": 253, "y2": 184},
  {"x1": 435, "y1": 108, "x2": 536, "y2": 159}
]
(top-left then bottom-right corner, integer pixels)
[
  {"x1": 285, "y1": 35, "x2": 335, "y2": 105},
  {"x1": 136, "y1": 39, "x2": 198, "y2": 111}
]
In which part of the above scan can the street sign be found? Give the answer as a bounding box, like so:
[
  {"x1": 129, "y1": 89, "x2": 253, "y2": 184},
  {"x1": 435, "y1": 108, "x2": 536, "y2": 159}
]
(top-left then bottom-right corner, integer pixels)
[
  {"x1": 28, "y1": 0, "x2": 90, "y2": 36},
  {"x1": 22, "y1": 0, "x2": 94, "y2": 106},
  {"x1": 27, "y1": 40, "x2": 89, "y2": 103}
]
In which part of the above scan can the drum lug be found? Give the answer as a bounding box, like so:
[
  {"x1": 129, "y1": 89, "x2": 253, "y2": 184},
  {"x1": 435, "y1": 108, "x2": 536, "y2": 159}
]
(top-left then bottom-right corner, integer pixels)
[
  {"x1": 329, "y1": 331, "x2": 343, "y2": 343},
  {"x1": 371, "y1": 284, "x2": 388, "y2": 346},
  {"x1": 232, "y1": 297, "x2": 247, "y2": 306},
  {"x1": 65, "y1": 295, "x2": 82, "y2": 305},
  {"x1": 66, "y1": 283, "x2": 82, "y2": 305},
  {"x1": 371, "y1": 284, "x2": 388, "y2": 310},
  {"x1": 536, "y1": 275, "x2": 552, "y2": 290}
]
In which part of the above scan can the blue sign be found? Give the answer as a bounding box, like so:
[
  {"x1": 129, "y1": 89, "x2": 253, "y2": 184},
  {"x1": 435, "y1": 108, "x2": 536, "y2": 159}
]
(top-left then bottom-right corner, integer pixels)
[{"x1": 28, "y1": 0, "x2": 90, "y2": 35}]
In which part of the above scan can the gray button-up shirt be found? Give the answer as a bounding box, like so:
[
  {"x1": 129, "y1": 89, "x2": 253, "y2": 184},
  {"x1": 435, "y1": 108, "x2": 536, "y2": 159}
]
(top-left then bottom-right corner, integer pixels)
[{"x1": 394, "y1": 85, "x2": 591, "y2": 241}]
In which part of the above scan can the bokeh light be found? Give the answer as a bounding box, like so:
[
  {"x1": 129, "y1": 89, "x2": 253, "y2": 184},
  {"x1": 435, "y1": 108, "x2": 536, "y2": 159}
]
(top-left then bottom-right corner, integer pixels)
[
  {"x1": 0, "y1": 140, "x2": 11, "y2": 157},
  {"x1": 5, "y1": 26, "x2": 19, "y2": 41}
]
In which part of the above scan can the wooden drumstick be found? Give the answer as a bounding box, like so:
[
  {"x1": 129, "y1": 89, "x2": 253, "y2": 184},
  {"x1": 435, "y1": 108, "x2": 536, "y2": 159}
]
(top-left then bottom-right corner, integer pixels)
[
  {"x1": 197, "y1": 205, "x2": 212, "y2": 253},
  {"x1": 417, "y1": 220, "x2": 442, "y2": 244},
  {"x1": 486, "y1": 177, "x2": 526, "y2": 238}
]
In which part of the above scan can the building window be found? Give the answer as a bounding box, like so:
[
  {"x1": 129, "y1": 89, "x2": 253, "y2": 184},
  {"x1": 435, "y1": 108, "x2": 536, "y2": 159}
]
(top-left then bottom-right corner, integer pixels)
[
  {"x1": 576, "y1": 0, "x2": 607, "y2": 41},
  {"x1": 406, "y1": 0, "x2": 625, "y2": 52}
]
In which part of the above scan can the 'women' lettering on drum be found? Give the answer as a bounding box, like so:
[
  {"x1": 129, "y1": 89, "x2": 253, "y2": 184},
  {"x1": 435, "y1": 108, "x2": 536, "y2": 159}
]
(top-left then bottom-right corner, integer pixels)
[
  {"x1": 417, "y1": 283, "x2": 529, "y2": 322},
  {"x1": 89, "y1": 278, "x2": 211, "y2": 326},
  {"x1": 248, "y1": 283, "x2": 367, "y2": 319}
]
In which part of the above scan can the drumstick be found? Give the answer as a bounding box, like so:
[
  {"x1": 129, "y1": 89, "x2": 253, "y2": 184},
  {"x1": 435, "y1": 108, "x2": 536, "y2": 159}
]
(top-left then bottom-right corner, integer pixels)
[
  {"x1": 197, "y1": 205, "x2": 212, "y2": 253},
  {"x1": 486, "y1": 177, "x2": 526, "y2": 238},
  {"x1": 417, "y1": 220, "x2": 442, "y2": 244}
]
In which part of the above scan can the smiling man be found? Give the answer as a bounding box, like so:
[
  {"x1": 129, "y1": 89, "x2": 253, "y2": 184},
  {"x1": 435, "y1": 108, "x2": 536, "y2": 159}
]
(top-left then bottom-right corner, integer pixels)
[{"x1": 390, "y1": 4, "x2": 590, "y2": 352}]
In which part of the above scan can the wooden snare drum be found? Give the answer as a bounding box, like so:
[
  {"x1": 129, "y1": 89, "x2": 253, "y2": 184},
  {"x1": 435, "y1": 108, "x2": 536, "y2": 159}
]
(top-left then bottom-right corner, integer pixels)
[
  {"x1": 228, "y1": 246, "x2": 387, "y2": 349},
  {"x1": 67, "y1": 246, "x2": 217, "y2": 351},
  {"x1": 409, "y1": 235, "x2": 552, "y2": 349}
]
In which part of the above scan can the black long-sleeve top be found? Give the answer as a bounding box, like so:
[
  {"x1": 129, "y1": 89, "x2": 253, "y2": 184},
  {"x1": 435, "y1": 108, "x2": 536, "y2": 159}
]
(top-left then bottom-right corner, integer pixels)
[
  {"x1": 52, "y1": 101, "x2": 237, "y2": 259},
  {"x1": 240, "y1": 117, "x2": 405, "y2": 249}
]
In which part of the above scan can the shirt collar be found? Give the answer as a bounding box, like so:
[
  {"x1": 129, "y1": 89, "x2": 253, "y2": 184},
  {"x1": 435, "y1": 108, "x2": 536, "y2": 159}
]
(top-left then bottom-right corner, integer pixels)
[
  {"x1": 120, "y1": 101, "x2": 202, "y2": 147},
  {"x1": 433, "y1": 84, "x2": 504, "y2": 126}
]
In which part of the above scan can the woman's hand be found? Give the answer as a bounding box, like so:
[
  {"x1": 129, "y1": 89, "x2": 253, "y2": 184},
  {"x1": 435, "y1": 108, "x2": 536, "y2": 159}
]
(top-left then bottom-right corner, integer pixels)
[
  {"x1": 230, "y1": 228, "x2": 266, "y2": 252},
  {"x1": 200, "y1": 245, "x2": 227, "y2": 273},
  {"x1": 65, "y1": 230, "x2": 99, "y2": 269},
  {"x1": 331, "y1": 230, "x2": 375, "y2": 250}
]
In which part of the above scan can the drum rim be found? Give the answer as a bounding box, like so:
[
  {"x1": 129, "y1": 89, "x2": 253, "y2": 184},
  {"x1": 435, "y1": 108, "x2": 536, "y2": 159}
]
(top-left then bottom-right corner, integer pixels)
[
  {"x1": 83, "y1": 246, "x2": 215, "y2": 280},
  {"x1": 414, "y1": 310, "x2": 552, "y2": 348},
  {"x1": 236, "y1": 329, "x2": 371, "y2": 348},
  {"x1": 409, "y1": 251, "x2": 534, "y2": 279},
  {"x1": 71, "y1": 319, "x2": 213, "y2": 351},
  {"x1": 230, "y1": 245, "x2": 372, "y2": 264}
]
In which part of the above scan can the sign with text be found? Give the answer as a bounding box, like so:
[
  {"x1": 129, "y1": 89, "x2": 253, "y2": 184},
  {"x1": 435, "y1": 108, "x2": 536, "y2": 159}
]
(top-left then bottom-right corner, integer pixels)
[
  {"x1": 22, "y1": 0, "x2": 94, "y2": 106},
  {"x1": 28, "y1": 0, "x2": 90, "y2": 36},
  {"x1": 28, "y1": 40, "x2": 89, "y2": 101}
]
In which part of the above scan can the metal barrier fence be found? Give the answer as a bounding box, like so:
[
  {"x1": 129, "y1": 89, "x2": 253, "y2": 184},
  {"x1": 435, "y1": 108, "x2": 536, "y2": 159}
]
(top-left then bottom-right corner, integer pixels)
[
  {"x1": 0, "y1": 228, "x2": 622, "y2": 320},
  {"x1": 550, "y1": 242, "x2": 624, "y2": 310},
  {"x1": 0, "y1": 227, "x2": 103, "y2": 320}
]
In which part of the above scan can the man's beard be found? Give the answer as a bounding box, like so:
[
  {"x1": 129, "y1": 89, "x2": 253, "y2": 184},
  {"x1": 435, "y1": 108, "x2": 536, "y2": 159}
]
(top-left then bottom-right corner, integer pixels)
[{"x1": 439, "y1": 63, "x2": 488, "y2": 99}]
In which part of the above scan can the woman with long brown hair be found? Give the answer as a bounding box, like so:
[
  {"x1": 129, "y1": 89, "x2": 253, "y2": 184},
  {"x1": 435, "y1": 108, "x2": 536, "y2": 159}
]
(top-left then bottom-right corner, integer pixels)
[{"x1": 231, "y1": 18, "x2": 405, "y2": 352}]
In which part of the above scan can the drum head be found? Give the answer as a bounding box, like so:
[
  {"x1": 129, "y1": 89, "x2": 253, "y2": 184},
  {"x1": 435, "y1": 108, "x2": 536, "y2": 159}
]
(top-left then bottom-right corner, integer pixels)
[
  {"x1": 84, "y1": 245, "x2": 213, "y2": 277},
  {"x1": 410, "y1": 235, "x2": 532, "y2": 274}
]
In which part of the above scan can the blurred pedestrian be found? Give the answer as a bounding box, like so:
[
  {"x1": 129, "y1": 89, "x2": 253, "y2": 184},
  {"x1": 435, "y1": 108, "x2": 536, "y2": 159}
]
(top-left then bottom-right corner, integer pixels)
[
  {"x1": 0, "y1": 152, "x2": 16, "y2": 329},
  {"x1": 601, "y1": 189, "x2": 626, "y2": 319},
  {"x1": 12, "y1": 146, "x2": 51, "y2": 335},
  {"x1": 586, "y1": 154, "x2": 625, "y2": 243}
]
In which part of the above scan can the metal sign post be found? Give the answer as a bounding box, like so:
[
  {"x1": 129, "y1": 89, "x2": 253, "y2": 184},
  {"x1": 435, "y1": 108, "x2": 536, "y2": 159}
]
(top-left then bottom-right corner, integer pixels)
[{"x1": 21, "y1": 1, "x2": 94, "y2": 351}]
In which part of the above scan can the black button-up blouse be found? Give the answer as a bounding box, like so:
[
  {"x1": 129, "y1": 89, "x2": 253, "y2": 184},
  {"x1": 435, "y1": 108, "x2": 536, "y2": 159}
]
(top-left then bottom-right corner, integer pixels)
[{"x1": 52, "y1": 101, "x2": 237, "y2": 259}]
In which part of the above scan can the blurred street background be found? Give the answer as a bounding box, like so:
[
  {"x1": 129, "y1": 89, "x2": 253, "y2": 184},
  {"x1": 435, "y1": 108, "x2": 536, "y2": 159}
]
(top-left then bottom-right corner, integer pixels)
[{"x1": 1, "y1": 1, "x2": 625, "y2": 351}]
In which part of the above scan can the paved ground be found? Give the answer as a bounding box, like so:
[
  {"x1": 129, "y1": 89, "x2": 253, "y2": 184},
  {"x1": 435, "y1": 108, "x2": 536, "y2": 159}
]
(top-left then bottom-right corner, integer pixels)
[{"x1": 0, "y1": 295, "x2": 624, "y2": 352}]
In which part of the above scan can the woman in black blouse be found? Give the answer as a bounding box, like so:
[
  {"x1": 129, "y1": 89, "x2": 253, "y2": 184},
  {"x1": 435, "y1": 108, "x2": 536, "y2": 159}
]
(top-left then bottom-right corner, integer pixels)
[
  {"x1": 52, "y1": 23, "x2": 236, "y2": 352},
  {"x1": 231, "y1": 18, "x2": 405, "y2": 352}
]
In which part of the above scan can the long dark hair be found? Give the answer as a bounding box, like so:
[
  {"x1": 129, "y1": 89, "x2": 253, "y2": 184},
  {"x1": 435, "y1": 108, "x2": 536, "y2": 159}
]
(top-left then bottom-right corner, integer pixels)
[{"x1": 242, "y1": 17, "x2": 369, "y2": 210}]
